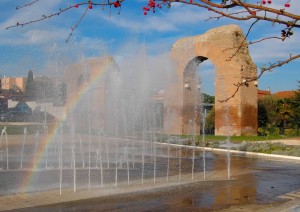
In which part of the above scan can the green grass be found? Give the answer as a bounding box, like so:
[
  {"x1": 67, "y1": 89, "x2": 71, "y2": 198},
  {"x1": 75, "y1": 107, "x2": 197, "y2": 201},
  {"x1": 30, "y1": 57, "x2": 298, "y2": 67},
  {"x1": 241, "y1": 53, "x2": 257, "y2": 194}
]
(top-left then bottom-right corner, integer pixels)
[
  {"x1": 2, "y1": 125, "x2": 299, "y2": 142},
  {"x1": 179, "y1": 134, "x2": 298, "y2": 143},
  {"x1": 236, "y1": 141, "x2": 300, "y2": 157},
  {"x1": 178, "y1": 134, "x2": 300, "y2": 157}
]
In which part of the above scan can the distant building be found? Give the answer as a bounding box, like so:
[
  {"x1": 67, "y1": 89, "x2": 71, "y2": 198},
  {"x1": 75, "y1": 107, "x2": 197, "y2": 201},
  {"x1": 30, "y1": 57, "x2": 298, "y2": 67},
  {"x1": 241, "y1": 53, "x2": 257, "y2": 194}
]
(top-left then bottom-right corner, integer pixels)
[
  {"x1": 258, "y1": 88, "x2": 297, "y2": 100},
  {"x1": 0, "y1": 77, "x2": 26, "y2": 92},
  {"x1": 272, "y1": 90, "x2": 296, "y2": 99},
  {"x1": 257, "y1": 89, "x2": 271, "y2": 99}
]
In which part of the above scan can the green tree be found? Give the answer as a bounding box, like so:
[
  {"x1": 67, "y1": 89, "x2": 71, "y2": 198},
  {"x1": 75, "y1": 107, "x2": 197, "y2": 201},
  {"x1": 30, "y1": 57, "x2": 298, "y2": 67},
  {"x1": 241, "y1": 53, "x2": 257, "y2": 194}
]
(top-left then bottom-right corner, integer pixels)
[
  {"x1": 257, "y1": 96, "x2": 281, "y2": 135},
  {"x1": 205, "y1": 106, "x2": 215, "y2": 135},
  {"x1": 25, "y1": 70, "x2": 35, "y2": 98},
  {"x1": 202, "y1": 93, "x2": 214, "y2": 104},
  {"x1": 292, "y1": 81, "x2": 300, "y2": 131},
  {"x1": 277, "y1": 98, "x2": 294, "y2": 135},
  {"x1": 258, "y1": 98, "x2": 268, "y2": 128},
  {"x1": 259, "y1": 96, "x2": 281, "y2": 126}
]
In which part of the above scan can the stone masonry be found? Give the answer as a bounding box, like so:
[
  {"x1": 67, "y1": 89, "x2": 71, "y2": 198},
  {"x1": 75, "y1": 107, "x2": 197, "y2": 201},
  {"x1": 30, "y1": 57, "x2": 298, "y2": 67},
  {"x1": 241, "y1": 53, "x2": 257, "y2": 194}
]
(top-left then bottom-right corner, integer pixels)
[{"x1": 164, "y1": 25, "x2": 258, "y2": 136}]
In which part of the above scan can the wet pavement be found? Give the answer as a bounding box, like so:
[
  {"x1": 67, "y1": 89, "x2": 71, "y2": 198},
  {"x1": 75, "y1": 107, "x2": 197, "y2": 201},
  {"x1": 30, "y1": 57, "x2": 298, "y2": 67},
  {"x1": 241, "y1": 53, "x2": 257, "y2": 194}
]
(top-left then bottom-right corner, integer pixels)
[
  {"x1": 0, "y1": 135, "x2": 299, "y2": 211},
  {"x1": 26, "y1": 156, "x2": 299, "y2": 212}
]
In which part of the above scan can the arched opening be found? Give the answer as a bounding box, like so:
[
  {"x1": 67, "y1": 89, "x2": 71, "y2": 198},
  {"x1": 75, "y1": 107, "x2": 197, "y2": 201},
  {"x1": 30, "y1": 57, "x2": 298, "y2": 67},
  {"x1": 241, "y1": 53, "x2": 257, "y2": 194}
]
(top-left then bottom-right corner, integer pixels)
[
  {"x1": 165, "y1": 25, "x2": 257, "y2": 136},
  {"x1": 182, "y1": 56, "x2": 206, "y2": 135},
  {"x1": 198, "y1": 60, "x2": 215, "y2": 135},
  {"x1": 183, "y1": 56, "x2": 215, "y2": 135}
]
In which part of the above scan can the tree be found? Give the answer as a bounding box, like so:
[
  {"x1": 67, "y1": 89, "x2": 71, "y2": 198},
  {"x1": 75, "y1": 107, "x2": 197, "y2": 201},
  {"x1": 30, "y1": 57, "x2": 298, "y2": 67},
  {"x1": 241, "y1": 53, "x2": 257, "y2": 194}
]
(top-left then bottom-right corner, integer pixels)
[
  {"x1": 202, "y1": 93, "x2": 215, "y2": 104},
  {"x1": 292, "y1": 81, "x2": 300, "y2": 129},
  {"x1": 25, "y1": 70, "x2": 36, "y2": 98},
  {"x1": 5, "y1": 0, "x2": 300, "y2": 97},
  {"x1": 258, "y1": 98, "x2": 268, "y2": 128},
  {"x1": 259, "y1": 96, "x2": 281, "y2": 125},
  {"x1": 257, "y1": 96, "x2": 281, "y2": 135},
  {"x1": 258, "y1": 94, "x2": 297, "y2": 135},
  {"x1": 277, "y1": 98, "x2": 294, "y2": 134},
  {"x1": 205, "y1": 106, "x2": 215, "y2": 135}
]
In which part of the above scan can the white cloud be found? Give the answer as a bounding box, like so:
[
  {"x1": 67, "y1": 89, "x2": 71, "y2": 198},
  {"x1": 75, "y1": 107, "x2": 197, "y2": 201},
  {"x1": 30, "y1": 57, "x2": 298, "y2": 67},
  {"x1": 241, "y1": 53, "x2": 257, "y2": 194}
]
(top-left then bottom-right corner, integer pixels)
[
  {"x1": 0, "y1": 1, "x2": 73, "y2": 46},
  {"x1": 0, "y1": 28, "x2": 69, "y2": 45},
  {"x1": 249, "y1": 33, "x2": 299, "y2": 63},
  {"x1": 0, "y1": 1, "x2": 64, "y2": 30},
  {"x1": 0, "y1": 0, "x2": 299, "y2": 84},
  {"x1": 98, "y1": 4, "x2": 209, "y2": 33}
]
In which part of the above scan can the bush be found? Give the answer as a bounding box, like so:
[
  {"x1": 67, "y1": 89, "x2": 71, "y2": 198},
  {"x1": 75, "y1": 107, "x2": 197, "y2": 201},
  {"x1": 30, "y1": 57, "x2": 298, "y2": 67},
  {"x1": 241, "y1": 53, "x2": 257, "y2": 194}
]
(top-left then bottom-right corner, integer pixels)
[
  {"x1": 258, "y1": 123, "x2": 280, "y2": 136},
  {"x1": 237, "y1": 141, "x2": 286, "y2": 154},
  {"x1": 272, "y1": 147, "x2": 300, "y2": 157},
  {"x1": 284, "y1": 128, "x2": 299, "y2": 136}
]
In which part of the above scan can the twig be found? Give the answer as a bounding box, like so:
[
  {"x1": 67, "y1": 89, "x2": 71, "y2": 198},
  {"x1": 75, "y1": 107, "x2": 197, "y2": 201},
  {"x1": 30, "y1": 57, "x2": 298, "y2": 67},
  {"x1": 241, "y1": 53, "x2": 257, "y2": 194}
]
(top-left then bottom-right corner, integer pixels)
[
  {"x1": 205, "y1": 10, "x2": 249, "y2": 21},
  {"x1": 282, "y1": 20, "x2": 298, "y2": 42},
  {"x1": 66, "y1": 6, "x2": 89, "y2": 43},
  {"x1": 226, "y1": 19, "x2": 259, "y2": 61},
  {"x1": 219, "y1": 53, "x2": 300, "y2": 102},
  {"x1": 16, "y1": 0, "x2": 40, "y2": 10},
  {"x1": 179, "y1": 0, "x2": 300, "y2": 28},
  {"x1": 6, "y1": 4, "x2": 75, "y2": 30},
  {"x1": 6, "y1": 1, "x2": 124, "y2": 41},
  {"x1": 224, "y1": 36, "x2": 283, "y2": 52}
]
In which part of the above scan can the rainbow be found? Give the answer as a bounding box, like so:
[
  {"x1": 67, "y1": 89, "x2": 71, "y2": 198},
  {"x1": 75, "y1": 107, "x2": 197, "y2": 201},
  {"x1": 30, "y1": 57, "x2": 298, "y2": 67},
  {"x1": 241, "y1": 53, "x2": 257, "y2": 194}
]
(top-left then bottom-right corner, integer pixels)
[{"x1": 20, "y1": 57, "x2": 117, "y2": 193}]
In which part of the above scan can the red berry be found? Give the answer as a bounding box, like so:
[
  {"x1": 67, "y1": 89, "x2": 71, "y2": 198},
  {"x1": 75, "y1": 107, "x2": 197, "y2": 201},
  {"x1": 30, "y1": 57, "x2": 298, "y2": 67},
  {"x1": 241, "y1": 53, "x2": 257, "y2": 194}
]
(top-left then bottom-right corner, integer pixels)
[
  {"x1": 89, "y1": 4, "x2": 93, "y2": 9},
  {"x1": 144, "y1": 11, "x2": 147, "y2": 15},
  {"x1": 262, "y1": 0, "x2": 266, "y2": 4},
  {"x1": 113, "y1": 2, "x2": 120, "y2": 8},
  {"x1": 189, "y1": 0, "x2": 193, "y2": 3},
  {"x1": 75, "y1": 4, "x2": 79, "y2": 8},
  {"x1": 284, "y1": 3, "x2": 290, "y2": 7},
  {"x1": 252, "y1": 11, "x2": 256, "y2": 16},
  {"x1": 267, "y1": 0, "x2": 272, "y2": 4}
]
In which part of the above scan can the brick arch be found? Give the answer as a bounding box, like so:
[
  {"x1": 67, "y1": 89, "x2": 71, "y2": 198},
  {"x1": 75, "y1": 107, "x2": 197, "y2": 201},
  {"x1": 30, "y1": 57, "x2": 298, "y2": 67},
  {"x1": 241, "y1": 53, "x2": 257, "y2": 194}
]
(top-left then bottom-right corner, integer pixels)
[{"x1": 164, "y1": 25, "x2": 258, "y2": 136}]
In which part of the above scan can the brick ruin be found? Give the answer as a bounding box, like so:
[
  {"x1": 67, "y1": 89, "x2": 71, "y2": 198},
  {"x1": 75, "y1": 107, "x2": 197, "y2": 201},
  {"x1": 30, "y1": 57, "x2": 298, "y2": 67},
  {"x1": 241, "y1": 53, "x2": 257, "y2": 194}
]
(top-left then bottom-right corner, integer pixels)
[{"x1": 164, "y1": 25, "x2": 258, "y2": 136}]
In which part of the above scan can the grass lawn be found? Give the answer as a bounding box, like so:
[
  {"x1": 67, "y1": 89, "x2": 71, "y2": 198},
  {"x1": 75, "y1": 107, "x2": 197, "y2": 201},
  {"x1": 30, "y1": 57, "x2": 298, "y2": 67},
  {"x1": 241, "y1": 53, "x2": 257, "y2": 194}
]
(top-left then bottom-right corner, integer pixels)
[
  {"x1": 179, "y1": 134, "x2": 298, "y2": 143},
  {"x1": 1, "y1": 124, "x2": 298, "y2": 143}
]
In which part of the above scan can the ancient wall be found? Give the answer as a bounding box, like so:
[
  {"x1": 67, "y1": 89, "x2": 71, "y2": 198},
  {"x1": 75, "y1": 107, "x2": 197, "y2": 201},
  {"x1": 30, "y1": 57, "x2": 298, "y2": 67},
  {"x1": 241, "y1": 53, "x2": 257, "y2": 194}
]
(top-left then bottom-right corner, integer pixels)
[{"x1": 165, "y1": 25, "x2": 258, "y2": 136}]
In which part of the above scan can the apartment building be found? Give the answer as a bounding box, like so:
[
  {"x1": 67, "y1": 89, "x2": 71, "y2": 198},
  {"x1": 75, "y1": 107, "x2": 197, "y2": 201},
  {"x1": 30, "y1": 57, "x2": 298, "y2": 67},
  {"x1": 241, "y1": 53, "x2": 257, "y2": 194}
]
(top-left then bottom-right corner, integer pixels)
[{"x1": 1, "y1": 77, "x2": 26, "y2": 92}]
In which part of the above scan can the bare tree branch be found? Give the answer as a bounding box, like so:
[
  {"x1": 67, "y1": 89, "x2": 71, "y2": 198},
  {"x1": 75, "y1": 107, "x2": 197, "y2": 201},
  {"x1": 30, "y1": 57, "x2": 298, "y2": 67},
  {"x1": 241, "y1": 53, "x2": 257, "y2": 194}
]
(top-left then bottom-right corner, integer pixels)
[
  {"x1": 6, "y1": 4, "x2": 75, "y2": 30},
  {"x1": 5, "y1": 0, "x2": 300, "y2": 97},
  {"x1": 219, "y1": 53, "x2": 300, "y2": 102},
  {"x1": 16, "y1": 0, "x2": 40, "y2": 10},
  {"x1": 225, "y1": 36, "x2": 283, "y2": 52},
  {"x1": 6, "y1": 1, "x2": 124, "y2": 30},
  {"x1": 226, "y1": 19, "x2": 259, "y2": 61},
  {"x1": 66, "y1": 6, "x2": 89, "y2": 43},
  {"x1": 171, "y1": 0, "x2": 300, "y2": 28}
]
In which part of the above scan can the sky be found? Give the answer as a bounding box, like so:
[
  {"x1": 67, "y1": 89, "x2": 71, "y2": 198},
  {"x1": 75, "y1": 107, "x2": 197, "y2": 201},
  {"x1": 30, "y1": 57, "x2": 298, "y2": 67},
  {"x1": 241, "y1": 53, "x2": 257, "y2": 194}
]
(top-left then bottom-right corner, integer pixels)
[{"x1": 0, "y1": 0, "x2": 299, "y2": 96}]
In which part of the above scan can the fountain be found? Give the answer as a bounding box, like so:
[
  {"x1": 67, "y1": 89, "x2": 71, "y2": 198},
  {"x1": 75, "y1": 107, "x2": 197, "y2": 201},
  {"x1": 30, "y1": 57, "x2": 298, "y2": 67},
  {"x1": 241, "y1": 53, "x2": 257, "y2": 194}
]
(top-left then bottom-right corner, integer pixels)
[
  {"x1": 0, "y1": 28, "x2": 299, "y2": 211},
  {"x1": 0, "y1": 53, "x2": 208, "y2": 195}
]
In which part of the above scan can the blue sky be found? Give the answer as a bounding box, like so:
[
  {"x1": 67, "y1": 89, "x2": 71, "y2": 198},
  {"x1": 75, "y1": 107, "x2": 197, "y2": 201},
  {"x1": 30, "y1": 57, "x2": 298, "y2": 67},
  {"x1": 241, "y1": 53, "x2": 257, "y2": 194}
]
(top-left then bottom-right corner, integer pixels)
[{"x1": 0, "y1": 0, "x2": 299, "y2": 95}]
